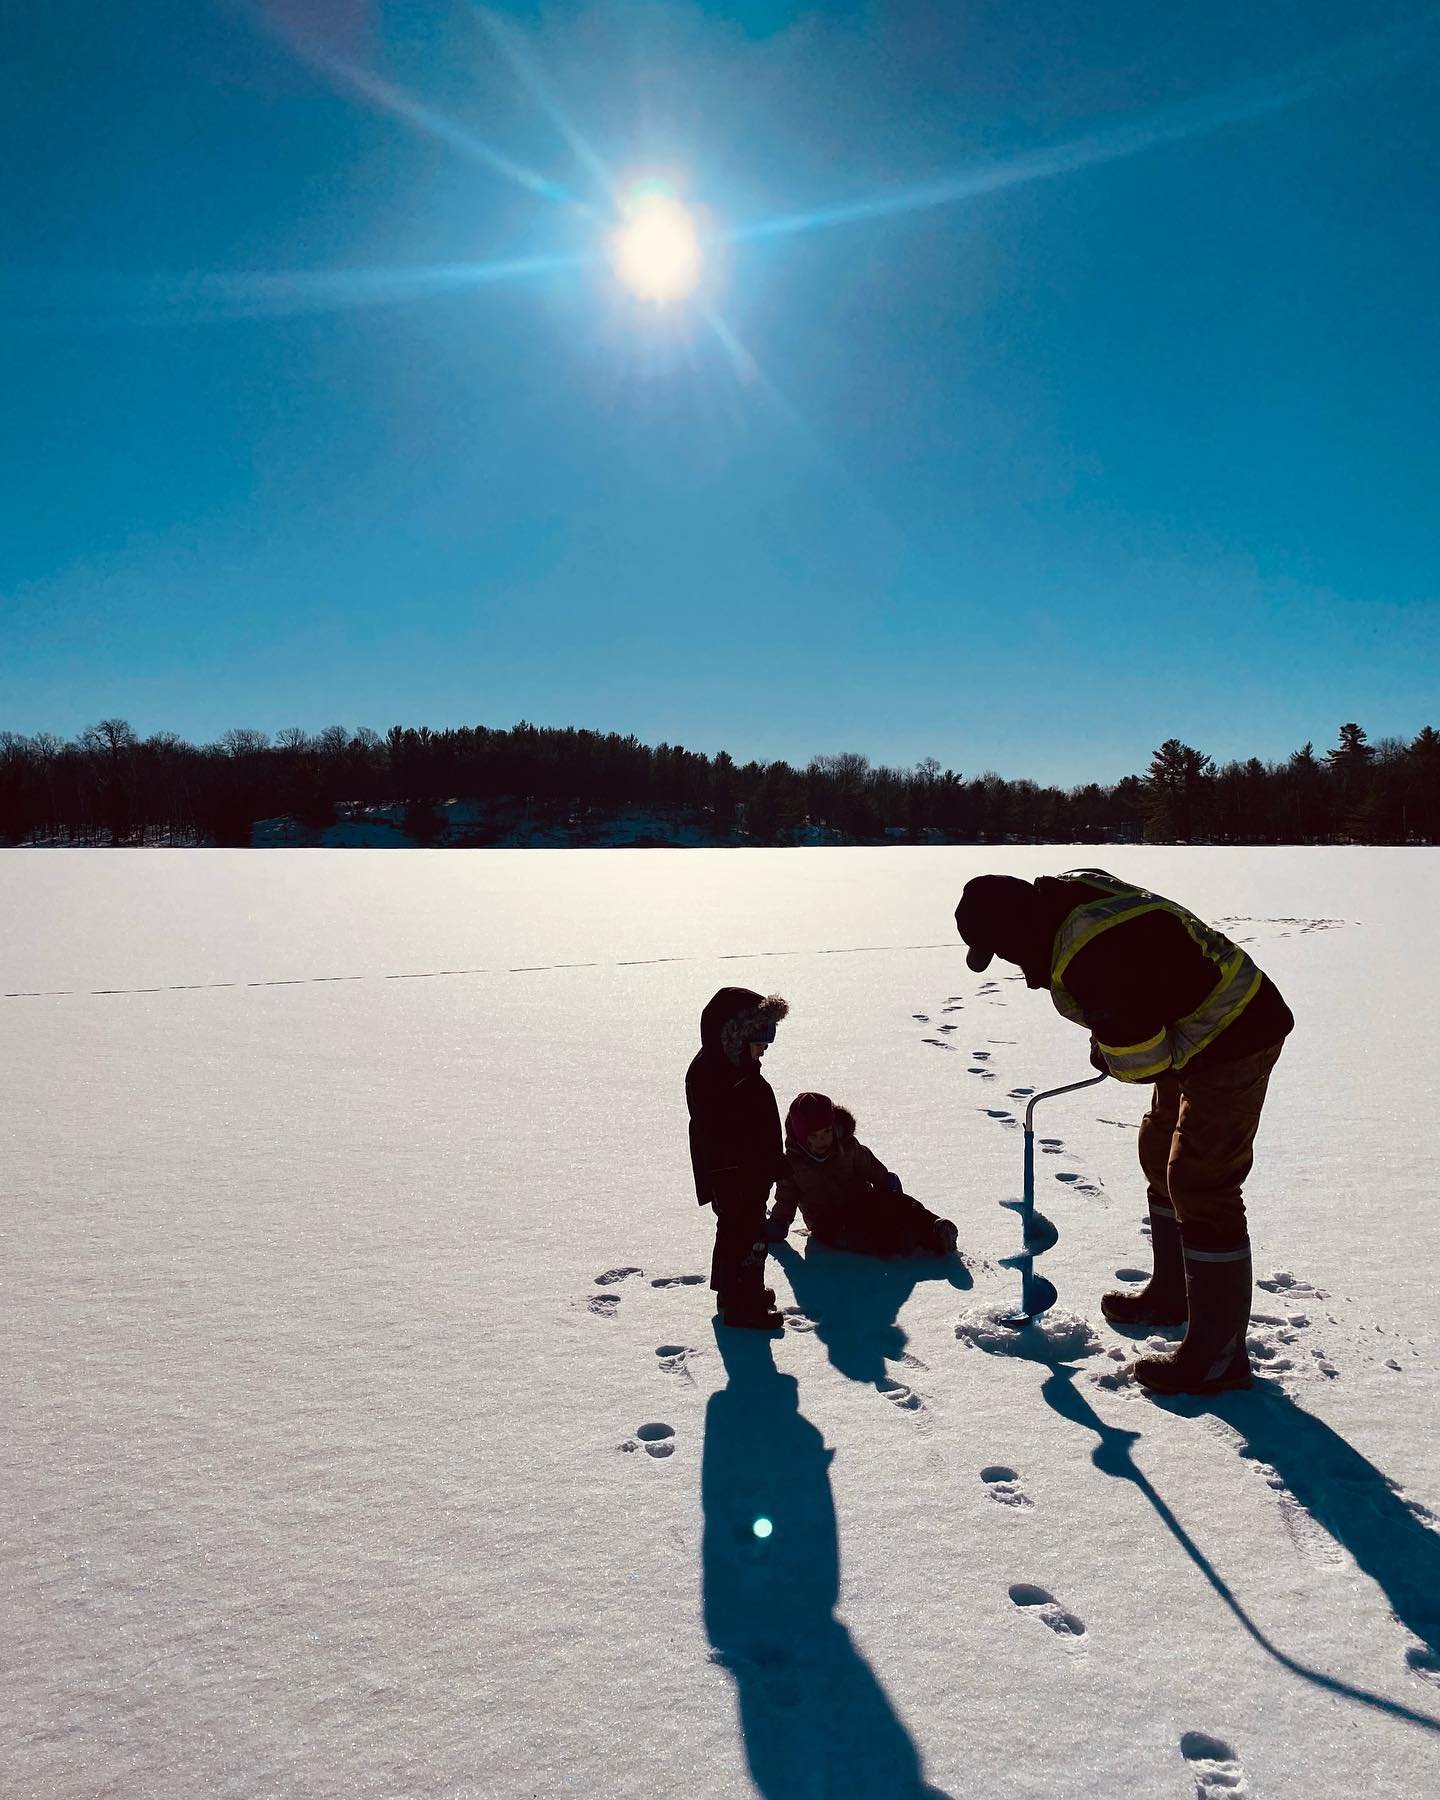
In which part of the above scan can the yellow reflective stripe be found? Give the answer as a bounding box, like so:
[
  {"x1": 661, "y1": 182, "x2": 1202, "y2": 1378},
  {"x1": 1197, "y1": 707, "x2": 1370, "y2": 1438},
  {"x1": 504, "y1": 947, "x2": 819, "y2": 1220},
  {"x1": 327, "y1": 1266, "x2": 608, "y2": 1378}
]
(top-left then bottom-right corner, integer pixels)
[
  {"x1": 1050, "y1": 984, "x2": 1087, "y2": 1025},
  {"x1": 1096, "y1": 1028, "x2": 1173, "y2": 1082},
  {"x1": 1049, "y1": 876, "x2": 1264, "y2": 1073},
  {"x1": 1171, "y1": 960, "x2": 1262, "y2": 1068},
  {"x1": 1052, "y1": 893, "x2": 1165, "y2": 981}
]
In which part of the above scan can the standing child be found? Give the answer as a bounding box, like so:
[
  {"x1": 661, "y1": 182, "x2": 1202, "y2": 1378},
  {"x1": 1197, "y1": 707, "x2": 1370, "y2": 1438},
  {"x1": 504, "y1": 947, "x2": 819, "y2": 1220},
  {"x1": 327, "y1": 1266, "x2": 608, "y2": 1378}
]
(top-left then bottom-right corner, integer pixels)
[
  {"x1": 686, "y1": 987, "x2": 790, "y2": 1330},
  {"x1": 768, "y1": 1092, "x2": 959, "y2": 1257}
]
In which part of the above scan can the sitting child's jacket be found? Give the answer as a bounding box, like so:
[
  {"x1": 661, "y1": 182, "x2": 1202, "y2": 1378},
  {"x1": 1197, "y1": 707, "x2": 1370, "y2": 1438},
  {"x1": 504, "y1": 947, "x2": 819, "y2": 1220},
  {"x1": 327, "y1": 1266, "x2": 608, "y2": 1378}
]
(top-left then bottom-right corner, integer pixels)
[{"x1": 769, "y1": 1106, "x2": 898, "y2": 1244}]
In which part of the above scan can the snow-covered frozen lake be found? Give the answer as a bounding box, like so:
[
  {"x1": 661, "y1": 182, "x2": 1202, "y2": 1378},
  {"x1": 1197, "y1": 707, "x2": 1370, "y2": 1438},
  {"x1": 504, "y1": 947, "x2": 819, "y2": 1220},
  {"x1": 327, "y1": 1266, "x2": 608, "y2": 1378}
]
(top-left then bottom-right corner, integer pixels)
[{"x1": 4, "y1": 846, "x2": 1439, "y2": 1799}]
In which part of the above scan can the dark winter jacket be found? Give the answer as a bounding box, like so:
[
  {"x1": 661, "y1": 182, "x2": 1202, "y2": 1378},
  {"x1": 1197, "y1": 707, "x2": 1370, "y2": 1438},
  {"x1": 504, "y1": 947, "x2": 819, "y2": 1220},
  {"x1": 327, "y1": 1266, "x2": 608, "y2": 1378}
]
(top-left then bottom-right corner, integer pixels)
[
  {"x1": 1031, "y1": 876, "x2": 1294, "y2": 1069},
  {"x1": 685, "y1": 987, "x2": 789, "y2": 1208},
  {"x1": 769, "y1": 1107, "x2": 897, "y2": 1238}
]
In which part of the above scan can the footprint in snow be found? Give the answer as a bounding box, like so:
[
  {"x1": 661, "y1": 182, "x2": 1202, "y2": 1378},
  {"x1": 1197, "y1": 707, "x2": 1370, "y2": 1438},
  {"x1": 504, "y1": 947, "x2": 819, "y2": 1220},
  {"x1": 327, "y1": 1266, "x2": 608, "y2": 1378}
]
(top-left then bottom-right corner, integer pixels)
[
  {"x1": 620, "y1": 1422, "x2": 676, "y2": 1459},
  {"x1": 1258, "y1": 1269, "x2": 1327, "y2": 1299},
  {"x1": 588, "y1": 1294, "x2": 621, "y2": 1317},
  {"x1": 1232, "y1": 1444, "x2": 1346, "y2": 1566},
  {"x1": 1240, "y1": 1308, "x2": 1338, "y2": 1382},
  {"x1": 1039, "y1": 1137, "x2": 1064, "y2": 1156},
  {"x1": 937, "y1": 1023, "x2": 959, "y2": 1034},
  {"x1": 1098, "y1": 1117, "x2": 1139, "y2": 1131},
  {"x1": 924, "y1": 1038, "x2": 957, "y2": 1052},
  {"x1": 981, "y1": 1466, "x2": 1032, "y2": 1509},
  {"x1": 1387, "y1": 1479, "x2": 1438, "y2": 1527},
  {"x1": 968, "y1": 1066, "x2": 997, "y2": 1080},
  {"x1": 1052, "y1": 1172, "x2": 1103, "y2": 1195},
  {"x1": 595, "y1": 1266, "x2": 642, "y2": 1285},
  {"x1": 942, "y1": 1002, "x2": 965, "y2": 1013},
  {"x1": 970, "y1": 1049, "x2": 991, "y2": 1060},
  {"x1": 878, "y1": 1376, "x2": 924, "y2": 1412},
  {"x1": 984, "y1": 1108, "x2": 1018, "y2": 1128},
  {"x1": 1406, "y1": 1645, "x2": 1440, "y2": 1688},
  {"x1": 655, "y1": 1344, "x2": 699, "y2": 1377},
  {"x1": 912, "y1": 1013, "x2": 931, "y2": 1023},
  {"x1": 1008, "y1": 1086, "x2": 1035, "y2": 1099},
  {"x1": 782, "y1": 1306, "x2": 817, "y2": 1333},
  {"x1": 977, "y1": 981, "x2": 1000, "y2": 994},
  {"x1": 1180, "y1": 1732, "x2": 1249, "y2": 1798},
  {"x1": 651, "y1": 1273, "x2": 705, "y2": 1288},
  {"x1": 1114, "y1": 1267, "x2": 1149, "y2": 1283},
  {"x1": 1008, "y1": 1583, "x2": 1086, "y2": 1641}
]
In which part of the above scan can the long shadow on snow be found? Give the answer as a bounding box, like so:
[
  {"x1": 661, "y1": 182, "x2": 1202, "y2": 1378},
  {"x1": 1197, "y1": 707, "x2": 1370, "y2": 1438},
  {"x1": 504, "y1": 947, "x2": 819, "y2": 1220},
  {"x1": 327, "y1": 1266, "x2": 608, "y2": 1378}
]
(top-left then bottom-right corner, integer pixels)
[
  {"x1": 1026, "y1": 1349, "x2": 1440, "y2": 1735},
  {"x1": 1204, "y1": 1385, "x2": 1440, "y2": 1689},
  {"x1": 772, "y1": 1238, "x2": 972, "y2": 1390},
  {"x1": 702, "y1": 1323, "x2": 952, "y2": 1799}
]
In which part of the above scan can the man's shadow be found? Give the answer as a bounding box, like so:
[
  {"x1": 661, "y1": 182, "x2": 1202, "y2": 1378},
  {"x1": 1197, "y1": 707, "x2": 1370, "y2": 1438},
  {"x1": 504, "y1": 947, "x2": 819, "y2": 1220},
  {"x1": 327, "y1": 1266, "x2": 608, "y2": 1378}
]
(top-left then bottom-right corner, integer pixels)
[
  {"x1": 702, "y1": 1323, "x2": 953, "y2": 1799},
  {"x1": 1208, "y1": 1384, "x2": 1440, "y2": 1686},
  {"x1": 1032, "y1": 1350, "x2": 1440, "y2": 1733},
  {"x1": 772, "y1": 1237, "x2": 972, "y2": 1389}
]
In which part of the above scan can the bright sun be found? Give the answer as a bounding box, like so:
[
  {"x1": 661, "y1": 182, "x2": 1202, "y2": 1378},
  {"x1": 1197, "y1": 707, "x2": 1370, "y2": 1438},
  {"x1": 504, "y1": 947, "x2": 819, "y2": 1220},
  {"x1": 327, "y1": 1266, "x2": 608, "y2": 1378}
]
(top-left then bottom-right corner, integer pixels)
[{"x1": 609, "y1": 188, "x2": 702, "y2": 303}]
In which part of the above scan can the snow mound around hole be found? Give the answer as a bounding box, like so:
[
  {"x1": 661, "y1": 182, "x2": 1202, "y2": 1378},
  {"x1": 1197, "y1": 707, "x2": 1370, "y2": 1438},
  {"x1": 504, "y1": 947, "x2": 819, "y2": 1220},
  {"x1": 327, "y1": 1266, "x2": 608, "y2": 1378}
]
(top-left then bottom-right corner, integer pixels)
[{"x1": 954, "y1": 1306, "x2": 1103, "y2": 1360}]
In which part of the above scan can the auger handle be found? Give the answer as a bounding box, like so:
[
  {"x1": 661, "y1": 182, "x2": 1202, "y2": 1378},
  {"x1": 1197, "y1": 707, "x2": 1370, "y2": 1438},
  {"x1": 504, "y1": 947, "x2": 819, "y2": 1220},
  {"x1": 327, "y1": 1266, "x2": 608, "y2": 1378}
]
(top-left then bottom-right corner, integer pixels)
[{"x1": 1022, "y1": 1071, "x2": 1109, "y2": 1136}]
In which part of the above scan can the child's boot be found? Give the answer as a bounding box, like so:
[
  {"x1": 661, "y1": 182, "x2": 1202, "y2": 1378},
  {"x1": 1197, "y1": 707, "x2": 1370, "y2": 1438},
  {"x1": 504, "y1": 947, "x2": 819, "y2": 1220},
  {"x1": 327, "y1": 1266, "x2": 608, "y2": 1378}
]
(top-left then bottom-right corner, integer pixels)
[
  {"x1": 722, "y1": 1298, "x2": 785, "y2": 1331},
  {"x1": 931, "y1": 1218, "x2": 960, "y2": 1256},
  {"x1": 718, "y1": 1261, "x2": 783, "y2": 1331}
]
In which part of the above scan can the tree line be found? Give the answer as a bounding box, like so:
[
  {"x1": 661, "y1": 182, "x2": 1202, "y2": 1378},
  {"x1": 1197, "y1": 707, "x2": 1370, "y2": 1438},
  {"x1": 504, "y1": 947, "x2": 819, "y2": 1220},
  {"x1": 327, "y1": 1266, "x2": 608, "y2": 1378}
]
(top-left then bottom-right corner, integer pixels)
[{"x1": 0, "y1": 717, "x2": 1436, "y2": 847}]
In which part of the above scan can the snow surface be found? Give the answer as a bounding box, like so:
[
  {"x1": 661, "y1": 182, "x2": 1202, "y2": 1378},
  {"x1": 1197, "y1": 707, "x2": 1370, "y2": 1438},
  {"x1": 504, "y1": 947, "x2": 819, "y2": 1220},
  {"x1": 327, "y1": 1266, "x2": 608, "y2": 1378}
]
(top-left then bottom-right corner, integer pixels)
[{"x1": 3, "y1": 845, "x2": 1439, "y2": 1799}]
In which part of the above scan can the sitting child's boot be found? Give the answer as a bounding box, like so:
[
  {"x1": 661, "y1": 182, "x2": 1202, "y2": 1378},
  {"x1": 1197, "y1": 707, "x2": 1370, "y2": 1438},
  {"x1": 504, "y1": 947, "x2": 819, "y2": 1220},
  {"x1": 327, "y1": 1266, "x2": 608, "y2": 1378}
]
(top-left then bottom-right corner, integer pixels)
[{"x1": 931, "y1": 1218, "x2": 960, "y2": 1256}]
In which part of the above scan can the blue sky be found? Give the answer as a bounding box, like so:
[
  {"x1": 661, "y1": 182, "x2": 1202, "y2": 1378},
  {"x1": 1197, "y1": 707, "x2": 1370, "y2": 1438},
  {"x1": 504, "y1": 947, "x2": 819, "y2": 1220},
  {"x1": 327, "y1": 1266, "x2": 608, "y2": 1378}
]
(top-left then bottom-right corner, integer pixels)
[{"x1": 3, "y1": 0, "x2": 1437, "y2": 785}]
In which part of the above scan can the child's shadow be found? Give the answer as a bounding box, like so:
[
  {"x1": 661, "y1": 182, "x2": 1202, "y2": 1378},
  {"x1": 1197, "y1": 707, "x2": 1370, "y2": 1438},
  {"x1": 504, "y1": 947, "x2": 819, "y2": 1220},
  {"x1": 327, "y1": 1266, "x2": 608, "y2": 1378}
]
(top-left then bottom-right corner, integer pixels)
[
  {"x1": 773, "y1": 1239, "x2": 973, "y2": 1388},
  {"x1": 702, "y1": 1325, "x2": 954, "y2": 1798}
]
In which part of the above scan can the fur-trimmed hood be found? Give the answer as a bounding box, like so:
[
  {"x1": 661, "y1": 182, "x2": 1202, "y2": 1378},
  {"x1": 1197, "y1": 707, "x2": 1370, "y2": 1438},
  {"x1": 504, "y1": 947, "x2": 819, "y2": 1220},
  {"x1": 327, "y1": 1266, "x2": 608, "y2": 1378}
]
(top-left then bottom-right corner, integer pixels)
[{"x1": 698, "y1": 987, "x2": 789, "y2": 1065}]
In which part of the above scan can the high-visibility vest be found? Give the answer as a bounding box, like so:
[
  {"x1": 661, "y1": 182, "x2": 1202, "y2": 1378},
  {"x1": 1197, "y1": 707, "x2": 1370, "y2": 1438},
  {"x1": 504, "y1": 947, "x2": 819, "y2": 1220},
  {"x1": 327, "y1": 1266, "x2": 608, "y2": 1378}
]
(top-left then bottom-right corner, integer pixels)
[{"x1": 1048, "y1": 869, "x2": 1262, "y2": 1081}]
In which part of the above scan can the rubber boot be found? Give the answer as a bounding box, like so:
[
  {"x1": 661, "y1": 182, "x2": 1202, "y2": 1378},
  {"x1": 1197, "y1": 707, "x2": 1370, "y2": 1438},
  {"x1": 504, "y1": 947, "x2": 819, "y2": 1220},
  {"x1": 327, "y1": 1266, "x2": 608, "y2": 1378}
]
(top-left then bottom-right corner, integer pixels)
[
  {"x1": 1134, "y1": 1243, "x2": 1253, "y2": 1395},
  {"x1": 1101, "y1": 1201, "x2": 1187, "y2": 1327}
]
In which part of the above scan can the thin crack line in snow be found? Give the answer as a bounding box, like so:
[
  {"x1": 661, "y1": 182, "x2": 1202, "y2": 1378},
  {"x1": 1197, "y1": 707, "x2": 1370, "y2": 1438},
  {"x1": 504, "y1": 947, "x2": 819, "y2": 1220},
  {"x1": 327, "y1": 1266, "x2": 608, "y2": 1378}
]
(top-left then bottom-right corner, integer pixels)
[{"x1": 1, "y1": 941, "x2": 960, "y2": 1001}]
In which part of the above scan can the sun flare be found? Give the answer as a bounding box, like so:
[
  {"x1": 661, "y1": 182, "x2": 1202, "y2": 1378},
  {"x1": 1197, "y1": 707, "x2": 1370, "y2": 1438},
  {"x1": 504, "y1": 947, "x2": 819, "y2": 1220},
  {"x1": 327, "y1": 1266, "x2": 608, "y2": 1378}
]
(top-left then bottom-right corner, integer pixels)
[{"x1": 609, "y1": 188, "x2": 702, "y2": 302}]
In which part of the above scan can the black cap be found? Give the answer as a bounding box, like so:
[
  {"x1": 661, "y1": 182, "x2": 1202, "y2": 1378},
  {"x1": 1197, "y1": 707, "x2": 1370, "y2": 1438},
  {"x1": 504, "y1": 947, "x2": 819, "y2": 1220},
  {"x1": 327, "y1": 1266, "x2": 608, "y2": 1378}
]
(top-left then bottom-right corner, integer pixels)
[{"x1": 954, "y1": 874, "x2": 1034, "y2": 972}]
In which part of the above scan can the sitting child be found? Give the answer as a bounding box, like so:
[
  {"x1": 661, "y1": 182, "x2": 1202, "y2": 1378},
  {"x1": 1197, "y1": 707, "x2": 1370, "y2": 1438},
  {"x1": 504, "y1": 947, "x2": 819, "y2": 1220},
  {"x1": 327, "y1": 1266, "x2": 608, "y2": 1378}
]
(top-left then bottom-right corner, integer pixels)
[{"x1": 767, "y1": 1091, "x2": 959, "y2": 1257}]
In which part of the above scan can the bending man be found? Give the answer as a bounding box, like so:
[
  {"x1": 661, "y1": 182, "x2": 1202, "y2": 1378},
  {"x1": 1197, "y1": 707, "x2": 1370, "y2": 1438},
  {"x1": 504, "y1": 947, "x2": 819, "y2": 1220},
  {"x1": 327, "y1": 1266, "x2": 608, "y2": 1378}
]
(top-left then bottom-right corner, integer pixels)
[{"x1": 954, "y1": 869, "x2": 1293, "y2": 1396}]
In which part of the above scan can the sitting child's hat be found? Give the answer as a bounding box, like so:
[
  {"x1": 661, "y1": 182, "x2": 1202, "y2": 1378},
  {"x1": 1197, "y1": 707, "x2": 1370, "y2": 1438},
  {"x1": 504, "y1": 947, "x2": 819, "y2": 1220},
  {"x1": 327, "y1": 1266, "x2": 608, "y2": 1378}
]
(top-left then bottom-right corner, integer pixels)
[{"x1": 787, "y1": 1092, "x2": 835, "y2": 1139}]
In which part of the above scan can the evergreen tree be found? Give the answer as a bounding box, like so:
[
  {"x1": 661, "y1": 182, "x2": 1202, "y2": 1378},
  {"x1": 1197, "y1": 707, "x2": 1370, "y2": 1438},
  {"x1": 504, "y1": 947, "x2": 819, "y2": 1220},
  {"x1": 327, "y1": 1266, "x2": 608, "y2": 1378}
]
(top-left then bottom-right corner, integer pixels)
[
  {"x1": 1325, "y1": 722, "x2": 1376, "y2": 840},
  {"x1": 1144, "y1": 739, "x2": 1214, "y2": 842},
  {"x1": 1408, "y1": 727, "x2": 1440, "y2": 842}
]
